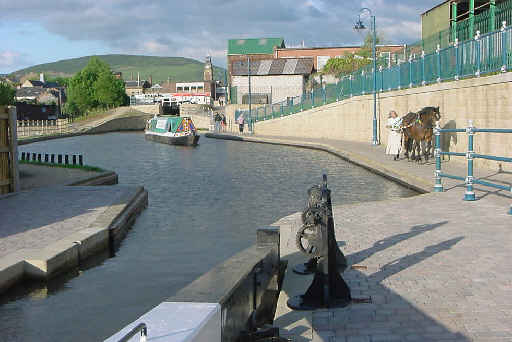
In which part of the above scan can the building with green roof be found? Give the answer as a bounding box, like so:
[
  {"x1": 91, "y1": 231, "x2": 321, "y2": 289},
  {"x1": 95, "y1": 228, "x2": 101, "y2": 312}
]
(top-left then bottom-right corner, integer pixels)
[
  {"x1": 227, "y1": 38, "x2": 285, "y2": 55},
  {"x1": 227, "y1": 38, "x2": 285, "y2": 103}
]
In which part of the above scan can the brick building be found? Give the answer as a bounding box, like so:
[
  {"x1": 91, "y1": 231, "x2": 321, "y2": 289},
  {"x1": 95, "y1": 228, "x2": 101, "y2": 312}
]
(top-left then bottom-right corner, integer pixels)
[{"x1": 275, "y1": 45, "x2": 406, "y2": 71}]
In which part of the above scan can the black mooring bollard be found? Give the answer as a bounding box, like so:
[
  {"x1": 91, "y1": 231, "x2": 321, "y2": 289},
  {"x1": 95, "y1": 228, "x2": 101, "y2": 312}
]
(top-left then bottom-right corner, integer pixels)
[
  {"x1": 45, "y1": 154, "x2": 49, "y2": 163},
  {"x1": 51, "y1": 154, "x2": 55, "y2": 163},
  {"x1": 79, "y1": 155, "x2": 83, "y2": 166},
  {"x1": 65, "y1": 155, "x2": 69, "y2": 165},
  {"x1": 287, "y1": 175, "x2": 351, "y2": 310},
  {"x1": 58, "y1": 154, "x2": 62, "y2": 164},
  {"x1": 293, "y1": 183, "x2": 348, "y2": 275}
]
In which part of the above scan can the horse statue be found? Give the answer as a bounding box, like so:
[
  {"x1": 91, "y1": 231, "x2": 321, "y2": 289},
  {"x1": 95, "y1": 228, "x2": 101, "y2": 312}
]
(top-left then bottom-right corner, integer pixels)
[{"x1": 401, "y1": 106, "x2": 440, "y2": 162}]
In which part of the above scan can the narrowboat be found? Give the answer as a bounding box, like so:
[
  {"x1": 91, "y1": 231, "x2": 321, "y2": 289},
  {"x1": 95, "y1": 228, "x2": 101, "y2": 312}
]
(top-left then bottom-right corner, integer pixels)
[{"x1": 145, "y1": 115, "x2": 200, "y2": 146}]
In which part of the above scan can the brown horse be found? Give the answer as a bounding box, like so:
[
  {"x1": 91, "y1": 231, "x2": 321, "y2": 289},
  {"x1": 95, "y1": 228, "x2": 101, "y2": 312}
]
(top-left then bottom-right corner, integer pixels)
[{"x1": 401, "y1": 106, "x2": 440, "y2": 162}]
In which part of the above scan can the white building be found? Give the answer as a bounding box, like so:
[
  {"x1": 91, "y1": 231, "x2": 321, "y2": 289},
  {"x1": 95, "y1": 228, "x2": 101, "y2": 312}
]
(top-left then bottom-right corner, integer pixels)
[{"x1": 230, "y1": 58, "x2": 314, "y2": 104}]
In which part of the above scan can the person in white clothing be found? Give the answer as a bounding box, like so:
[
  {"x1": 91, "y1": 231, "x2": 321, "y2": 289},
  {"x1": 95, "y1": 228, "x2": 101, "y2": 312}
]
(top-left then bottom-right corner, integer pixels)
[{"x1": 386, "y1": 110, "x2": 402, "y2": 161}]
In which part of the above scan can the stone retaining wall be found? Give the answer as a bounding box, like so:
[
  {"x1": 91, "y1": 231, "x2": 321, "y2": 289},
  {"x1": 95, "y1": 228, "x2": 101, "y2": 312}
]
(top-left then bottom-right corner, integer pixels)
[
  {"x1": 254, "y1": 72, "x2": 512, "y2": 170},
  {"x1": 86, "y1": 115, "x2": 153, "y2": 134}
]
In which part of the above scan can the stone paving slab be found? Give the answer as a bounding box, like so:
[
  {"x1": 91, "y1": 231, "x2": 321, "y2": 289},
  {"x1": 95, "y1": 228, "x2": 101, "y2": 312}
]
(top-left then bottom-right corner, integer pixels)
[
  {"x1": 274, "y1": 190, "x2": 512, "y2": 342},
  {"x1": 0, "y1": 185, "x2": 147, "y2": 292}
]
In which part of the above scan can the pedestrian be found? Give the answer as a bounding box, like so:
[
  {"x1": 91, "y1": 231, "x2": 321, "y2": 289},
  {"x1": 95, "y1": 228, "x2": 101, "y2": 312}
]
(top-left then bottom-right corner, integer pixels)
[
  {"x1": 221, "y1": 113, "x2": 226, "y2": 132},
  {"x1": 386, "y1": 110, "x2": 402, "y2": 161},
  {"x1": 214, "y1": 112, "x2": 221, "y2": 132},
  {"x1": 237, "y1": 114, "x2": 245, "y2": 134}
]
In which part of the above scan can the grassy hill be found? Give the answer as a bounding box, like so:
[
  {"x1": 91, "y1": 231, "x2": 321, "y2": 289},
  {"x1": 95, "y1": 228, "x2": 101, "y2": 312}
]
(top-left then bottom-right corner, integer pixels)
[{"x1": 10, "y1": 54, "x2": 226, "y2": 84}]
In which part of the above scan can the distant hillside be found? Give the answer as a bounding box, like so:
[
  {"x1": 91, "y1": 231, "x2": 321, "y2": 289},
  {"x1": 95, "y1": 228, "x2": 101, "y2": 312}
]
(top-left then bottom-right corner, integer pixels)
[{"x1": 10, "y1": 54, "x2": 226, "y2": 84}]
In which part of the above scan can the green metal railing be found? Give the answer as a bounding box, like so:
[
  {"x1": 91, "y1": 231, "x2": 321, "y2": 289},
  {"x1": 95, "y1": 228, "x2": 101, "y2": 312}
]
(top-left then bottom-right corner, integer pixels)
[{"x1": 236, "y1": 23, "x2": 512, "y2": 125}]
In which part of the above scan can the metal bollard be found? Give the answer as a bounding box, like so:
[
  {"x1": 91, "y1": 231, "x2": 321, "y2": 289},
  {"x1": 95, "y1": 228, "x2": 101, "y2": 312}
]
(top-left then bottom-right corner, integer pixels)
[
  {"x1": 287, "y1": 175, "x2": 351, "y2": 310},
  {"x1": 37, "y1": 153, "x2": 41, "y2": 162},
  {"x1": 32, "y1": 153, "x2": 36, "y2": 161},
  {"x1": 464, "y1": 120, "x2": 476, "y2": 201},
  {"x1": 21, "y1": 152, "x2": 26, "y2": 161},
  {"x1": 72, "y1": 155, "x2": 77, "y2": 165},
  {"x1": 45, "y1": 154, "x2": 49, "y2": 163},
  {"x1": 51, "y1": 154, "x2": 55, "y2": 163},
  {"x1": 79, "y1": 155, "x2": 83, "y2": 166},
  {"x1": 58, "y1": 154, "x2": 62, "y2": 164},
  {"x1": 65, "y1": 155, "x2": 69, "y2": 165}
]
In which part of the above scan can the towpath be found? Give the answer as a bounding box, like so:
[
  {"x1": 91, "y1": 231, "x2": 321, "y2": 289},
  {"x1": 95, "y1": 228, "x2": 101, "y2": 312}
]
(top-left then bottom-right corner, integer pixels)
[{"x1": 205, "y1": 133, "x2": 512, "y2": 342}]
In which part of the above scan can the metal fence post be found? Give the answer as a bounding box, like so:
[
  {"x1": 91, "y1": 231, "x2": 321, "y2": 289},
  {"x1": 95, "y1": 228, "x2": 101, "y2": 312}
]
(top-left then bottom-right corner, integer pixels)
[
  {"x1": 421, "y1": 50, "x2": 426, "y2": 85},
  {"x1": 349, "y1": 75, "x2": 353, "y2": 97},
  {"x1": 455, "y1": 39, "x2": 460, "y2": 80},
  {"x1": 475, "y1": 30, "x2": 481, "y2": 77},
  {"x1": 362, "y1": 69, "x2": 366, "y2": 94},
  {"x1": 465, "y1": 120, "x2": 476, "y2": 201},
  {"x1": 301, "y1": 94, "x2": 304, "y2": 111},
  {"x1": 408, "y1": 55, "x2": 413, "y2": 88},
  {"x1": 434, "y1": 121, "x2": 444, "y2": 192},
  {"x1": 397, "y1": 63, "x2": 401, "y2": 90},
  {"x1": 311, "y1": 89, "x2": 315, "y2": 108},
  {"x1": 437, "y1": 44, "x2": 441, "y2": 83},
  {"x1": 280, "y1": 103, "x2": 283, "y2": 117},
  {"x1": 501, "y1": 22, "x2": 508, "y2": 72},
  {"x1": 323, "y1": 85, "x2": 326, "y2": 105},
  {"x1": 379, "y1": 66, "x2": 384, "y2": 91}
]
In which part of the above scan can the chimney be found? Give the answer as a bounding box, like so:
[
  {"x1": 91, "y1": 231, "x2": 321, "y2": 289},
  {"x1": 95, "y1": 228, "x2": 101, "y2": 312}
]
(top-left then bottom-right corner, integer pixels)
[
  {"x1": 137, "y1": 72, "x2": 140, "y2": 86},
  {"x1": 40, "y1": 73, "x2": 45, "y2": 83}
]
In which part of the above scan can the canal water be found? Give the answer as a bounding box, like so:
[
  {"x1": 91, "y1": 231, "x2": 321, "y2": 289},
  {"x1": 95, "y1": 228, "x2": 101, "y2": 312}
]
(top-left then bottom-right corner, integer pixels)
[{"x1": 3, "y1": 133, "x2": 416, "y2": 341}]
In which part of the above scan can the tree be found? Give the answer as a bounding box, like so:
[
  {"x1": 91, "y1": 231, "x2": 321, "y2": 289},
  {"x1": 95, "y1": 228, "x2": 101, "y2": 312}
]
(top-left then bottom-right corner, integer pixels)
[
  {"x1": 0, "y1": 82, "x2": 15, "y2": 106},
  {"x1": 65, "y1": 56, "x2": 127, "y2": 115},
  {"x1": 322, "y1": 32, "x2": 385, "y2": 77}
]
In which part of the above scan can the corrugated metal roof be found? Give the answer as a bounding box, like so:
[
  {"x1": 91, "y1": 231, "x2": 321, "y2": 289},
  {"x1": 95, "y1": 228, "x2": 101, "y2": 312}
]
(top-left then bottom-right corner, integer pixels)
[
  {"x1": 257, "y1": 60, "x2": 272, "y2": 75},
  {"x1": 228, "y1": 38, "x2": 285, "y2": 55},
  {"x1": 282, "y1": 59, "x2": 298, "y2": 74},
  {"x1": 232, "y1": 58, "x2": 313, "y2": 76}
]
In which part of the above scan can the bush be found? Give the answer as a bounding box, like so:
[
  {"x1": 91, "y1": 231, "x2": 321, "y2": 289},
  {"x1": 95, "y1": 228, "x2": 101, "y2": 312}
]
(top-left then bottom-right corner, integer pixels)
[{"x1": 0, "y1": 82, "x2": 15, "y2": 106}]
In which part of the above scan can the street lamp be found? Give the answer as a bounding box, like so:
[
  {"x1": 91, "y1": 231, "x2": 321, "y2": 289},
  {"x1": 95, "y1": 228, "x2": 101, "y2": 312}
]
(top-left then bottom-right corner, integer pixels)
[{"x1": 354, "y1": 8, "x2": 379, "y2": 145}]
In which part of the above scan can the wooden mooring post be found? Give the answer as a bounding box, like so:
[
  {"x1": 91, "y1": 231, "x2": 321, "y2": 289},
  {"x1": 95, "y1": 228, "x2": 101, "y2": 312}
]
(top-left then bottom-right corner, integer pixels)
[{"x1": 0, "y1": 106, "x2": 20, "y2": 194}]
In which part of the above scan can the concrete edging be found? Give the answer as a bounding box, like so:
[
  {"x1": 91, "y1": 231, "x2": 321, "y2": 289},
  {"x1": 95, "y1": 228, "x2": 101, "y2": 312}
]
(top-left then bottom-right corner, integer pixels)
[
  {"x1": 0, "y1": 186, "x2": 149, "y2": 293},
  {"x1": 205, "y1": 133, "x2": 429, "y2": 194}
]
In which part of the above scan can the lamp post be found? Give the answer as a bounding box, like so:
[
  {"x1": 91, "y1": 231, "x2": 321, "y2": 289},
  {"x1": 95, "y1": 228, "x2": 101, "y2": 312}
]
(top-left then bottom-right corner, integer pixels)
[
  {"x1": 354, "y1": 8, "x2": 379, "y2": 145},
  {"x1": 247, "y1": 56, "x2": 252, "y2": 133}
]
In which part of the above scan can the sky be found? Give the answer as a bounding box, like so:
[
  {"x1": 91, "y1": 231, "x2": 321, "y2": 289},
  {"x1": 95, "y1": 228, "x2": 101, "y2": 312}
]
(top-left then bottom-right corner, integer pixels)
[{"x1": 0, "y1": 0, "x2": 442, "y2": 73}]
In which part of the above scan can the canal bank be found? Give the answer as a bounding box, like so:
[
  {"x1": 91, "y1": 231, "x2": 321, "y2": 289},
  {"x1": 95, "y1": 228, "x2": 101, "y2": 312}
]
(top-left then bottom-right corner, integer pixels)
[
  {"x1": 206, "y1": 132, "x2": 512, "y2": 341},
  {"x1": 0, "y1": 185, "x2": 148, "y2": 294},
  {"x1": 1, "y1": 160, "x2": 147, "y2": 294}
]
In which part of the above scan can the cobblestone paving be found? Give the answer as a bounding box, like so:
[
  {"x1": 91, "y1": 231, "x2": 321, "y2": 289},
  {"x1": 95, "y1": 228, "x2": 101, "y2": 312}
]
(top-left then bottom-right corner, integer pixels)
[
  {"x1": 274, "y1": 189, "x2": 512, "y2": 342},
  {"x1": 0, "y1": 186, "x2": 137, "y2": 259}
]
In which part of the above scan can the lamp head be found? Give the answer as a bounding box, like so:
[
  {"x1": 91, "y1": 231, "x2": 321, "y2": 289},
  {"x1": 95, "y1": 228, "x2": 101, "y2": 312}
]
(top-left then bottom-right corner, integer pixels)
[{"x1": 354, "y1": 19, "x2": 366, "y2": 32}]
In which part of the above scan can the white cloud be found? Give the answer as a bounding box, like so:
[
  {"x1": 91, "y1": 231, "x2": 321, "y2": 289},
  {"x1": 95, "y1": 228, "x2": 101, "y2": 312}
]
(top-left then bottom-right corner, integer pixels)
[{"x1": 0, "y1": 0, "x2": 443, "y2": 69}]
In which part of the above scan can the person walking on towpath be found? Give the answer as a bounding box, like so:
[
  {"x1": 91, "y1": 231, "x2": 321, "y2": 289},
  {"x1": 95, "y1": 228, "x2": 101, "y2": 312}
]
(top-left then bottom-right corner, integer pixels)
[
  {"x1": 214, "y1": 112, "x2": 222, "y2": 132},
  {"x1": 386, "y1": 110, "x2": 402, "y2": 161},
  {"x1": 221, "y1": 113, "x2": 226, "y2": 132},
  {"x1": 237, "y1": 114, "x2": 245, "y2": 134}
]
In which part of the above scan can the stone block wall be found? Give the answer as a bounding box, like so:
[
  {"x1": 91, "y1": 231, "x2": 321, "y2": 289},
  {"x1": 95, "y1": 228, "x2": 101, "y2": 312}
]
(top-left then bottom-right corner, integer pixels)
[{"x1": 255, "y1": 72, "x2": 512, "y2": 170}]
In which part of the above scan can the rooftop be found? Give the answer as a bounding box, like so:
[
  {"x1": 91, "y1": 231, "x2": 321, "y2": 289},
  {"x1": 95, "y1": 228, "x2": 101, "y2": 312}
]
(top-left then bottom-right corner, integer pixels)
[{"x1": 231, "y1": 58, "x2": 314, "y2": 76}]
